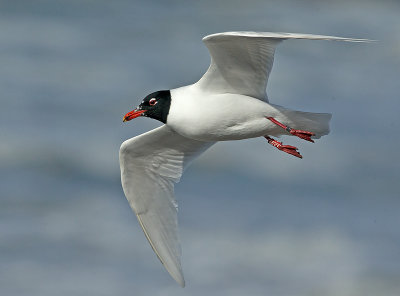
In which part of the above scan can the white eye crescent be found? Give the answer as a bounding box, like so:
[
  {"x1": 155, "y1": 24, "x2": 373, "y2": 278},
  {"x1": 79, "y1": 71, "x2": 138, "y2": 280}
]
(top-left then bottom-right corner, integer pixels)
[{"x1": 149, "y1": 98, "x2": 157, "y2": 106}]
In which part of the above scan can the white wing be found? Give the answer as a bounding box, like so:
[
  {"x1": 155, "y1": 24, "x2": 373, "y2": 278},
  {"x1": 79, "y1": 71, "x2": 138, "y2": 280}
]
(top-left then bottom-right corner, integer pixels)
[
  {"x1": 196, "y1": 31, "x2": 372, "y2": 101},
  {"x1": 119, "y1": 125, "x2": 214, "y2": 287}
]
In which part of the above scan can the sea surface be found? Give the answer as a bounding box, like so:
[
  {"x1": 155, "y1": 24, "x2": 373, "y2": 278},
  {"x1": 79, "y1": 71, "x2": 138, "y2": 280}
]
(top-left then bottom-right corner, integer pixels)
[{"x1": 1, "y1": 1, "x2": 400, "y2": 295}]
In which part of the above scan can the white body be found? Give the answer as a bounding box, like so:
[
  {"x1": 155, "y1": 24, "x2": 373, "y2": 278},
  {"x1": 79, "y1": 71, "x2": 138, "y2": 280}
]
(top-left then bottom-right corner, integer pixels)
[{"x1": 168, "y1": 84, "x2": 331, "y2": 141}]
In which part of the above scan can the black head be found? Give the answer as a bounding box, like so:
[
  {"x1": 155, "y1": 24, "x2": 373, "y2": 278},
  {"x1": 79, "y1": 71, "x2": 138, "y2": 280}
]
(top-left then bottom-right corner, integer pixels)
[{"x1": 123, "y1": 90, "x2": 171, "y2": 123}]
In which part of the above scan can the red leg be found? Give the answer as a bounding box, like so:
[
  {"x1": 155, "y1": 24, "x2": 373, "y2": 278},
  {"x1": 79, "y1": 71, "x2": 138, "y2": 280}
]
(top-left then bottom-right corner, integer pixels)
[
  {"x1": 264, "y1": 136, "x2": 303, "y2": 159},
  {"x1": 267, "y1": 117, "x2": 315, "y2": 143}
]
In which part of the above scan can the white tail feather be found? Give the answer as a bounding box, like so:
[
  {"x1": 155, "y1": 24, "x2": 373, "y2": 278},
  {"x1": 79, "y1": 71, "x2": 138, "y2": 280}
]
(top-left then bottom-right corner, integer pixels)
[{"x1": 271, "y1": 104, "x2": 332, "y2": 139}]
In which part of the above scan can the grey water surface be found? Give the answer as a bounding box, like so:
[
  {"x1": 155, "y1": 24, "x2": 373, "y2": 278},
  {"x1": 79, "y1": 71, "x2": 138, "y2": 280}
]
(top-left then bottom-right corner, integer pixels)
[{"x1": 1, "y1": 0, "x2": 399, "y2": 295}]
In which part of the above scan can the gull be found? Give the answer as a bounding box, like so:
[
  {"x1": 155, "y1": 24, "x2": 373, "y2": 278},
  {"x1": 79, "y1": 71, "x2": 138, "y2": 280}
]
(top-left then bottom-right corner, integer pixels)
[{"x1": 119, "y1": 31, "x2": 370, "y2": 286}]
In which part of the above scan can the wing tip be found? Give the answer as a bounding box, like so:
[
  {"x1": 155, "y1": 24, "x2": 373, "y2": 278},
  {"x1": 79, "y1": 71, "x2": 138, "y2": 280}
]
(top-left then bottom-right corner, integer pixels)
[
  {"x1": 174, "y1": 273, "x2": 186, "y2": 287},
  {"x1": 136, "y1": 214, "x2": 186, "y2": 287},
  {"x1": 165, "y1": 258, "x2": 186, "y2": 287},
  {"x1": 203, "y1": 31, "x2": 375, "y2": 43}
]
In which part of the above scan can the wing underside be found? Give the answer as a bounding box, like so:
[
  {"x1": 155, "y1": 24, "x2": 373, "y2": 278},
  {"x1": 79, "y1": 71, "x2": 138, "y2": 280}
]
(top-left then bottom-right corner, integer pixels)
[{"x1": 119, "y1": 125, "x2": 213, "y2": 287}]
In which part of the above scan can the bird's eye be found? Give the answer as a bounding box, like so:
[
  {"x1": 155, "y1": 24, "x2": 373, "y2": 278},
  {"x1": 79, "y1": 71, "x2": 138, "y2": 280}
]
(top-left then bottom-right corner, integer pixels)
[{"x1": 149, "y1": 98, "x2": 157, "y2": 106}]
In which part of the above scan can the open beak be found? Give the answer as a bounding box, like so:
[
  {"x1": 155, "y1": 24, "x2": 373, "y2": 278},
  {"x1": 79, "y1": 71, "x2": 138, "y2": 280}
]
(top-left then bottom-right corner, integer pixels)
[{"x1": 123, "y1": 108, "x2": 146, "y2": 122}]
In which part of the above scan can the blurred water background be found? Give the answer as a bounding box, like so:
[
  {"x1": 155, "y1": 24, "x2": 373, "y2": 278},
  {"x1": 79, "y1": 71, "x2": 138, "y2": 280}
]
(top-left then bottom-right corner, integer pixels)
[{"x1": 1, "y1": 0, "x2": 399, "y2": 295}]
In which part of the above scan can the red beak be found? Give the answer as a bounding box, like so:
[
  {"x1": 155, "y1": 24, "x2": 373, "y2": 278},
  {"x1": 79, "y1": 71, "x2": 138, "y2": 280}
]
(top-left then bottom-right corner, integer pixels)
[{"x1": 123, "y1": 109, "x2": 146, "y2": 122}]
